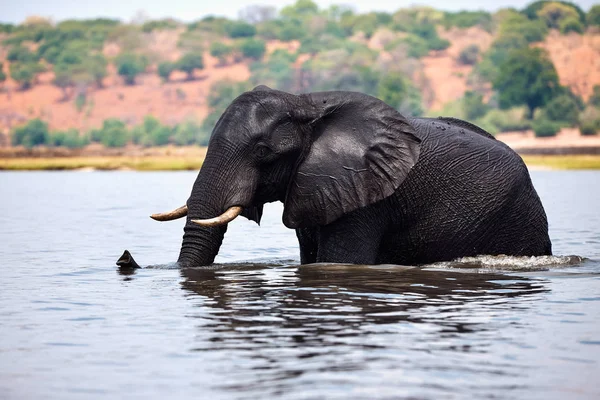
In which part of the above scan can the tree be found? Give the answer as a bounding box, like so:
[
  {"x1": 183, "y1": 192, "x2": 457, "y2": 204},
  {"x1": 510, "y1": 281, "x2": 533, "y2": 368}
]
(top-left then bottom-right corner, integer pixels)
[
  {"x1": 176, "y1": 53, "x2": 204, "y2": 80},
  {"x1": 377, "y1": 73, "x2": 423, "y2": 116},
  {"x1": 173, "y1": 119, "x2": 203, "y2": 145},
  {"x1": 49, "y1": 128, "x2": 89, "y2": 148},
  {"x1": 543, "y1": 93, "x2": 580, "y2": 125},
  {"x1": 536, "y1": 2, "x2": 581, "y2": 29},
  {"x1": 522, "y1": 1, "x2": 586, "y2": 24},
  {"x1": 498, "y1": 12, "x2": 548, "y2": 43},
  {"x1": 0, "y1": 62, "x2": 6, "y2": 84},
  {"x1": 115, "y1": 53, "x2": 147, "y2": 85},
  {"x1": 53, "y1": 63, "x2": 76, "y2": 99},
  {"x1": 83, "y1": 54, "x2": 108, "y2": 87},
  {"x1": 463, "y1": 91, "x2": 489, "y2": 120},
  {"x1": 239, "y1": 39, "x2": 266, "y2": 60},
  {"x1": 210, "y1": 42, "x2": 233, "y2": 66},
  {"x1": 225, "y1": 21, "x2": 256, "y2": 38},
  {"x1": 280, "y1": 0, "x2": 319, "y2": 19},
  {"x1": 589, "y1": 85, "x2": 600, "y2": 107},
  {"x1": 458, "y1": 45, "x2": 479, "y2": 65},
  {"x1": 493, "y1": 47, "x2": 560, "y2": 119},
  {"x1": 559, "y1": 16, "x2": 584, "y2": 33},
  {"x1": 12, "y1": 119, "x2": 50, "y2": 147},
  {"x1": 589, "y1": 5, "x2": 600, "y2": 26},
  {"x1": 157, "y1": 61, "x2": 175, "y2": 82},
  {"x1": 90, "y1": 118, "x2": 129, "y2": 147},
  {"x1": 10, "y1": 63, "x2": 40, "y2": 90},
  {"x1": 7, "y1": 45, "x2": 39, "y2": 63}
]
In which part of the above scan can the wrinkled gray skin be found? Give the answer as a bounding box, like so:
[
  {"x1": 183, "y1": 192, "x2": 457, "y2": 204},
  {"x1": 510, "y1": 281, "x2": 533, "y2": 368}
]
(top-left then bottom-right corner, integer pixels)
[{"x1": 174, "y1": 86, "x2": 551, "y2": 267}]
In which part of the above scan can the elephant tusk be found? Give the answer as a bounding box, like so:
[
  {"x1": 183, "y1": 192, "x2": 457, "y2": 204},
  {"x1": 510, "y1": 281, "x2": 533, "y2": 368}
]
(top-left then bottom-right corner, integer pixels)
[
  {"x1": 150, "y1": 205, "x2": 188, "y2": 221},
  {"x1": 191, "y1": 206, "x2": 243, "y2": 227}
]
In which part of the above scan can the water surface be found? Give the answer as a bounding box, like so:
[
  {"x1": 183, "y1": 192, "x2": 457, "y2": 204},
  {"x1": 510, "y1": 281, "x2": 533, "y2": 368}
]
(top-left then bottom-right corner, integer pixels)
[{"x1": 0, "y1": 171, "x2": 599, "y2": 399}]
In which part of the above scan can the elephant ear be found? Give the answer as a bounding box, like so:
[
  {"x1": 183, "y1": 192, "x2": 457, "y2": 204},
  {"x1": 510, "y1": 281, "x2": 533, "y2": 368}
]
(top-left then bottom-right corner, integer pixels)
[{"x1": 283, "y1": 92, "x2": 421, "y2": 228}]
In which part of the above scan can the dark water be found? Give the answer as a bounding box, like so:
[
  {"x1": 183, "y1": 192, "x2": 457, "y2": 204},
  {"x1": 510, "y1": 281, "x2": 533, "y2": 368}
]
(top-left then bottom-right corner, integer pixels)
[{"x1": 1, "y1": 171, "x2": 599, "y2": 399}]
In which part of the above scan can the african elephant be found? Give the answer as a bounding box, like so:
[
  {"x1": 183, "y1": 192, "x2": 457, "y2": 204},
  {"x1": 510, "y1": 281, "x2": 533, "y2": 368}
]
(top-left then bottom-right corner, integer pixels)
[{"x1": 150, "y1": 86, "x2": 551, "y2": 267}]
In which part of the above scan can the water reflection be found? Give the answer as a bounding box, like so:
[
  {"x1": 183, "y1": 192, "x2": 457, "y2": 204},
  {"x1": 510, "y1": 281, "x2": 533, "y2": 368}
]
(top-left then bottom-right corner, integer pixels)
[
  {"x1": 174, "y1": 263, "x2": 551, "y2": 396},
  {"x1": 180, "y1": 263, "x2": 548, "y2": 344}
]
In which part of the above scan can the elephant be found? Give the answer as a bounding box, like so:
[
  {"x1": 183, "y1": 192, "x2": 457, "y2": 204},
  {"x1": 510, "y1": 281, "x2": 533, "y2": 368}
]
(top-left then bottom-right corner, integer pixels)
[{"x1": 147, "y1": 86, "x2": 552, "y2": 267}]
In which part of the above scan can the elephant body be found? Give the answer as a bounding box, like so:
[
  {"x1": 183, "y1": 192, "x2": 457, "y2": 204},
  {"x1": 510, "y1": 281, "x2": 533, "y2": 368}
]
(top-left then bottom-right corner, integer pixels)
[
  {"x1": 149, "y1": 87, "x2": 551, "y2": 267},
  {"x1": 296, "y1": 117, "x2": 551, "y2": 265}
]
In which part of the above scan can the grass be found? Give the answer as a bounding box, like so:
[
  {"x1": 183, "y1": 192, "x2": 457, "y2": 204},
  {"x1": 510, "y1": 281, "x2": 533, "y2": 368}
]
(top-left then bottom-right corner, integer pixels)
[
  {"x1": 1, "y1": 154, "x2": 600, "y2": 171},
  {"x1": 0, "y1": 156, "x2": 204, "y2": 171},
  {"x1": 521, "y1": 155, "x2": 600, "y2": 170}
]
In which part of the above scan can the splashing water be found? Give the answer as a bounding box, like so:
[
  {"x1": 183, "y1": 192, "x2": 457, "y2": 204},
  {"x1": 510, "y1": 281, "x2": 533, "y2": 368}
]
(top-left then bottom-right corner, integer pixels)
[{"x1": 428, "y1": 254, "x2": 585, "y2": 272}]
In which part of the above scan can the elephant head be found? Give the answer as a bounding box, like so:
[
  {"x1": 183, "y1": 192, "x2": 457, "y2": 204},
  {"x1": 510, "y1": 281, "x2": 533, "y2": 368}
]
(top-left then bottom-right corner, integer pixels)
[{"x1": 152, "y1": 86, "x2": 421, "y2": 267}]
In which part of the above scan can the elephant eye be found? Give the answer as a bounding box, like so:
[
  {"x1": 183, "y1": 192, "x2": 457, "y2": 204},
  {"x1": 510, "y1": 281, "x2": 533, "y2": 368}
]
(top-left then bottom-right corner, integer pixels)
[{"x1": 255, "y1": 144, "x2": 270, "y2": 158}]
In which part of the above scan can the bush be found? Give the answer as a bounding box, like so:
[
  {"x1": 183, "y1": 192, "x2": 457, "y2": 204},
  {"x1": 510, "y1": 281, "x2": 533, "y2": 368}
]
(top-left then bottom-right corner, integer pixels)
[
  {"x1": 141, "y1": 19, "x2": 179, "y2": 33},
  {"x1": 225, "y1": 21, "x2": 256, "y2": 38},
  {"x1": 559, "y1": 16, "x2": 584, "y2": 33},
  {"x1": 130, "y1": 115, "x2": 172, "y2": 146},
  {"x1": 49, "y1": 129, "x2": 89, "y2": 148},
  {"x1": 544, "y1": 94, "x2": 581, "y2": 125},
  {"x1": 239, "y1": 38, "x2": 266, "y2": 60},
  {"x1": 176, "y1": 53, "x2": 204, "y2": 80},
  {"x1": 210, "y1": 42, "x2": 233, "y2": 65},
  {"x1": 532, "y1": 119, "x2": 561, "y2": 137},
  {"x1": 589, "y1": 85, "x2": 600, "y2": 107},
  {"x1": 157, "y1": 61, "x2": 175, "y2": 82},
  {"x1": 493, "y1": 47, "x2": 560, "y2": 119},
  {"x1": 473, "y1": 107, "x2": 532, "y2": 134},
  {"x1": 589, "y1": 5, "x2": 600, "y2": 26},
  {"x1": 173, "y1": 119, "x2": 204, "y2": 145},
  {"x1": 12, "y1": 119, "x2": 50, "y2": 147},
  {"x1": 580, "y1": 121, "x2": 599, "y2": 135},
  {"x1": 115, "y1": 53, "x2": 147, "y2": 85},
  {"x1": 9, "y1": 62, "x2": 41, "y2": 90},
  {"x1": 7, "y1": 45, "x2": 39, "y2": 63},
  {"x1": 499, "y1": 12, "x2": 548, "y2": 43},
  {"x1": 463, "y1": 91, "x2": 489, "y2": 120},
  {"x1": 443, "y1": 11, "x2": 493, "y2": 30},
  {"x1": 249, "y1": 50, "x2": 296, "y2": 92},
  {"x1": 458, "y1": 45, "x2": 479, "y2": 65},
  {"x1": 578, "y1": 107, "x2": 600, "y2": 136},
  {"x1": 0, "y1": 63, "x2": 6, "y2": 83},
  {"x1": 377, "y1": 73, "x2": 423, "y2": 116},
  {"x1": 90, "y1": 119, "x2": 129, "y2": 147}
]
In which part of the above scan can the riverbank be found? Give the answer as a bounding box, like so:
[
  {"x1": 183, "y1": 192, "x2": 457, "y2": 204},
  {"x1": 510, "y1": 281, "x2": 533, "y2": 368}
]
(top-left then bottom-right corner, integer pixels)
[{"x1": 1, "y1": 154, "x2": 600, "y2": 171}]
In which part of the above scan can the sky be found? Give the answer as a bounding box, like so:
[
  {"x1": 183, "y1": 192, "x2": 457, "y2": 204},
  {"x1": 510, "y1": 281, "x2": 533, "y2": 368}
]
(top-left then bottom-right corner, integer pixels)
[{"x1": 0, "y1": 0, "x2": 596, "y2": 24}]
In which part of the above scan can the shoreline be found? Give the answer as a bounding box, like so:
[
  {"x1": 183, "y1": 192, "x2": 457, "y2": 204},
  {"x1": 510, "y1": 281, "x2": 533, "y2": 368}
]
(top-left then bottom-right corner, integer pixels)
[{"x1": 1, "y1": 154, "x2": 600, "y2": 171}]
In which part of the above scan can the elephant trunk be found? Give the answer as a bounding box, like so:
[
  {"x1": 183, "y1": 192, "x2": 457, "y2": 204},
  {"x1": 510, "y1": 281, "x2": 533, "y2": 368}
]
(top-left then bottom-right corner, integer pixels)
[{"x1": 177, "y1": 150, "x2": 256, "y2": 267}]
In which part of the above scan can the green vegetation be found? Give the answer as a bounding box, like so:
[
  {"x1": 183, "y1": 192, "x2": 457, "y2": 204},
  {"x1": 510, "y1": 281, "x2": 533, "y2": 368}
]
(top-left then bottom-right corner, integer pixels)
[
  {"x1": 579, "y1": 107, "x2": 600, "y2": 136},
  {"x1": 9, "y1": 62, "x2": 42, "y2": 90},
  {"x1": 532, "y1": 119, "x2": 561, "y2": 137},
  {"x1": 225, "y1": 21, "x2": 256, "y2": 38},
  {"x1": 458, "y1": 45, "x2": 479, "y2": 65},
  {"x1": 157, "y1": 61, "x2": 175, "y2": 82},
  {"x1": 239, "y1": 39, "x2": 266, "y2": 60},
  {"x1": 210, "y1": 42, "x2": 234, "y2": 66},
  {"x1": 493, "y1": 47, "x2": 560, "y2": 119},
  {"x1": 175, "y1": 53, "x2": 204, "y2": 80},
  {"x1": 12, "y1": 119, "x2": 50, "y2": 147},
  {"x1": 115, "y1": 53, "x2": 148, "y2": 85},
  {"x1": 2, "y1": 0, "x2": 598, "y2": 157},
  {"x1": 589, "y1": 5, "x2": 600, "y2": 26},
  {"x1": 589, "y1": 85, "x2": 600, "y2": 107}
]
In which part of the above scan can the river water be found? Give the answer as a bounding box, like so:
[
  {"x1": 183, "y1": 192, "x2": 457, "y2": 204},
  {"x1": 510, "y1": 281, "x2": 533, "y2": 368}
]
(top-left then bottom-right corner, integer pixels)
[{"x1": 0, "y1": 171, "x2": 599, "y2": 399}]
